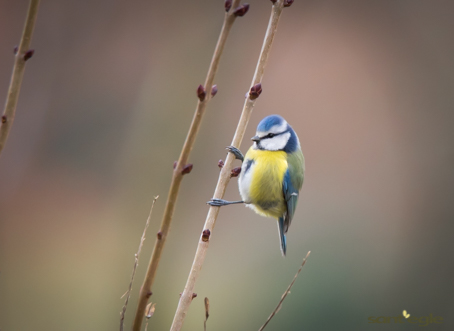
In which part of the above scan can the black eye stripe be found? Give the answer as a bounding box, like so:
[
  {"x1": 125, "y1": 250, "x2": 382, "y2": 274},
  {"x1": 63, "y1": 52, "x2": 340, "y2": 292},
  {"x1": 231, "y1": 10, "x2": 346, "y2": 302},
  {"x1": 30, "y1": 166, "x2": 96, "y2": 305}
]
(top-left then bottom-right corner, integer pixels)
[
  {"x1": 259, "y1": 130, "x2": 288, "y2": 140},
  {"x1": 261, "y1": 133, "x2": 276, "y2": 139}
]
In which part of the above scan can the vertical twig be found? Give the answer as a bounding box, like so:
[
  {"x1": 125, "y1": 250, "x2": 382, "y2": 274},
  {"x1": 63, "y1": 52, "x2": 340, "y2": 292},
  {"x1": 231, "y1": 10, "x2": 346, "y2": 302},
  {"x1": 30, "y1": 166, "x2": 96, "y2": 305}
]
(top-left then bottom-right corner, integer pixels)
[
  {"x1": 170, "y1": 1, "x2": 289, "y2": 330},
  {"x1": 258, "y1": 251, "x2": 311, "y2": 331},
  {"x1": 0, "y1": 0, "x2": 40, "y2": 157},
  {"x1": 204, "y1": 297, "x2": 210, "y2": 331},
  {"x1": 120, "y1": 196, "x2": 159, "y2": 331},
  {"x1": 131, "y1": 2, "x2": 244, "y2": 330}
]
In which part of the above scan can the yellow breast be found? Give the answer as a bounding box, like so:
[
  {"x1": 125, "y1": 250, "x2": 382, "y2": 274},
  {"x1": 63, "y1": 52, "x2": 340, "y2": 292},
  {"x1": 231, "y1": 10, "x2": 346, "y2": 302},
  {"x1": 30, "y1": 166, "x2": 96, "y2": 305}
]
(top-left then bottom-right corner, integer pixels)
[{"x1": 241, "y1": 148, "x2": 288, "y2": 219}]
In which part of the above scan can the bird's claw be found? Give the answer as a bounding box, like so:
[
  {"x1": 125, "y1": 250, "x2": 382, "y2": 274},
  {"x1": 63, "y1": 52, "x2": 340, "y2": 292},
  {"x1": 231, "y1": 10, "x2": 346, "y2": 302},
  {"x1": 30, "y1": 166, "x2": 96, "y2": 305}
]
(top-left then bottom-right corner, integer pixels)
[
  {"x1": 226, "y1": 146, "x2": 244, "y2": 162},
  {"x1": 207, "y1": 198, "x2": 227, "y2": 207}
]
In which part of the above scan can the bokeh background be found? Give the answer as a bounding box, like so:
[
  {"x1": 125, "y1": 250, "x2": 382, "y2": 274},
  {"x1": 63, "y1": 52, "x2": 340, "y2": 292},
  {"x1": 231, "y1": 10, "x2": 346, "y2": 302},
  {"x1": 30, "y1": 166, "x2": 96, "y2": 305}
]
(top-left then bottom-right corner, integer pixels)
[{"x1": 1, "y1": 0, "x2": 453, "y2": 330}]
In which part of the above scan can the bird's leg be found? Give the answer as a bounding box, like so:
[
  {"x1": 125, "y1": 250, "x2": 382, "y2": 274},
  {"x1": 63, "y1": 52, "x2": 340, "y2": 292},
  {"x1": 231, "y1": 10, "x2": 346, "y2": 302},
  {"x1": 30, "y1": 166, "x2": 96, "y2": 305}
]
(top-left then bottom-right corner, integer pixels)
[
  {"x1": 207, "y1": 198, "x2": 244, "y2": 207},
  {"x1": 209, "y1": 147, "x2": 244, "y2": 207},
  {"x1": 226, "y1": 146, "x2": 244, "y2": 162}
]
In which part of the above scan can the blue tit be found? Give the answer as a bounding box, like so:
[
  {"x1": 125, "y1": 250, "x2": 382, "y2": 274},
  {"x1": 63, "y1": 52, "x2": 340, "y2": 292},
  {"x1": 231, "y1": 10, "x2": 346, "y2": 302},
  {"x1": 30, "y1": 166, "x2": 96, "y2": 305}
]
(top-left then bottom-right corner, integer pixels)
[{"x1": 208, "y1": 115, "x2": 305, "y2": 256}]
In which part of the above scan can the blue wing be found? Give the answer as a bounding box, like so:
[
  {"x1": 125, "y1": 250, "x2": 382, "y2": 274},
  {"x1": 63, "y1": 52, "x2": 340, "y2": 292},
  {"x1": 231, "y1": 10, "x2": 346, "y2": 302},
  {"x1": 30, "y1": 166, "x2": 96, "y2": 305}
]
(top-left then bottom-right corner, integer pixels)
[
  {"x1": 277, "y1": 169, "x2": 300, "y2": 256},
  {"x1": 282, "y1": 169, "x2": 299, "y2": 233},
  {"x1": 278, "y1": 150, "x2": 304, "y2": 256}
]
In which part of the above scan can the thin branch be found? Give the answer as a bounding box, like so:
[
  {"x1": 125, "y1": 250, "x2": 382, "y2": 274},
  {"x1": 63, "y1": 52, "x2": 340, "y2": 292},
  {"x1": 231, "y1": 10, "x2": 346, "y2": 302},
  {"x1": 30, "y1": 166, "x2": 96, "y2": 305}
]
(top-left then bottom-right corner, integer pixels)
[
  {"x1": 170, "y1": 2, "x2": 288, "y2": 330},
  {"x1": 0, "y1": 0, "x2": 40, "y2": 157},
  {"x1": 258, "y1": 251, "x2": 311, "y2": 331},
  {"x1": 120, "y1": 196, "x2": 159, "y2": 331},
  {"x1": 131, "y1": 2, "x2": 243, "y2": 330},
  {"x1": 204, "y1": 297, "x2": 210, "y2": 331}
]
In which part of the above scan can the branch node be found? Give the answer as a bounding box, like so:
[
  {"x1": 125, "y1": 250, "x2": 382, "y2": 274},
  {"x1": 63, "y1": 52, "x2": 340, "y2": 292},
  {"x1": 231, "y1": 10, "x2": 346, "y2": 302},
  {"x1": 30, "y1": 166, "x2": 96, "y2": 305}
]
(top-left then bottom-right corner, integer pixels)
[
  {"x1": 192, "y1": 293, "x2": 198, "y2": 299},
  {"x1": 13, "y1": 46, "x2": 18, "y2": 55},
  {"x1": 197, "y1": 84, "x2": 206, "y2": 101},
  {"x1": 173, "y1": 161, "x2": 177, "y2": 169},
  {"x1": 218, "y1": 159, "x2": 225, "y2": 169},
  {"x1": 225, "y1": 0, "x2": 232, "y2": 12},
  {"x1": 146, "y1": 291, "x2": 153, "y2": 298},
  {"x1": 201, "y1": 229, "x2": 211, "y2": 242},
  {"x1": 233, "y1": 4, "x2": 249, "y2": 17},
  {"x1": 157, "y1": 231, "x2": 163, "y2": 240},
  {"x1": 145, "y1": 303, "x2": 156, "y2": 319},
  {"x1": 249, "y1": 83, "x2": 262, "y2": 100},
  {"x1": 284, "y1": 0, "x2": 294, "y2": 7},
  {"x1": 181, "y1": 163, "x2": 193, "y2": 175},
  {"x1": 23, "y1": 49, "x2": 34, "y2": 61},
  {"x1": 230, "y1": 167, "x2": 241, "y2": 177},
  {"x1": 1, "y1": 116, "x2": 6, "y2": 124},
  {"x1": 211, "y1": 85, "x2": 218, "y2": 97}
]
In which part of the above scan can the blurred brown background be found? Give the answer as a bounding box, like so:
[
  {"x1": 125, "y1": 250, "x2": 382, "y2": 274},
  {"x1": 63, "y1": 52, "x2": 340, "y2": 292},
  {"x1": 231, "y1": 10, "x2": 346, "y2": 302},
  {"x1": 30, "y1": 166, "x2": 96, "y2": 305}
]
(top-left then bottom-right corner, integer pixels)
[{"x1": 1, "y1": 1, "x2": 453, "y2": 330}]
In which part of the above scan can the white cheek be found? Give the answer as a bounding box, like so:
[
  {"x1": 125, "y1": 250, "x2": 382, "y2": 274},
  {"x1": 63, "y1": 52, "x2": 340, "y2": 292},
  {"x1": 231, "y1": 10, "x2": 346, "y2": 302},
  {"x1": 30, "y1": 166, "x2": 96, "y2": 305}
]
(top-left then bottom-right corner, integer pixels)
[{"x1": 260, "y1": 132, "x2": 291, "y2": 151}]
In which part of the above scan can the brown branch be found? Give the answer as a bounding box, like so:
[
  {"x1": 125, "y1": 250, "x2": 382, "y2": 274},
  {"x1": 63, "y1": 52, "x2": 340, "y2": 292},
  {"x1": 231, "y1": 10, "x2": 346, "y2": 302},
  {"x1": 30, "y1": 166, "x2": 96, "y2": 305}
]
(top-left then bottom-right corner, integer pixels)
[
  {"x1": 170, "y1": 1, "x2": 288, "y2": 330},
  {"x1": 204, "y1": 297, "x2": 210, "y2": 331},
  {"x1": 120, "y1": 196, "x2": 159, "y2": 331},
  {"x1": 131, "y1": 2, "x2": 243, "y2": 330},
  {"x1": 0, "y1": 0, "x2": 40, "y2": 157},
  {"x1": 258, "y1": 251, "x2": 311, "y2": 331}
]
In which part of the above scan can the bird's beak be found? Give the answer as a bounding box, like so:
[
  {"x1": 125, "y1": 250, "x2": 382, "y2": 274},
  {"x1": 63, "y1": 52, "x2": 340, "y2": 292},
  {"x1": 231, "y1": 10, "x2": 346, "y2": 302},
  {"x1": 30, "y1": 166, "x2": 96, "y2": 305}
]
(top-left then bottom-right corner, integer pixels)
[{"x1": 251, "y1": 135, "x2": 260, "y2": 142}]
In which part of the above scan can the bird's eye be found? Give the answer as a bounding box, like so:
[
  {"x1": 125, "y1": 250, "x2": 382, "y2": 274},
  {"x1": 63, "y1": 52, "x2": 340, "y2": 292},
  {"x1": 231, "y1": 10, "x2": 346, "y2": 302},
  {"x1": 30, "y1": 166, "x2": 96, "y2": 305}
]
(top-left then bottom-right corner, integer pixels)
[{"x1": 266, "y1": 133, "x2": 275, "y2": 138}]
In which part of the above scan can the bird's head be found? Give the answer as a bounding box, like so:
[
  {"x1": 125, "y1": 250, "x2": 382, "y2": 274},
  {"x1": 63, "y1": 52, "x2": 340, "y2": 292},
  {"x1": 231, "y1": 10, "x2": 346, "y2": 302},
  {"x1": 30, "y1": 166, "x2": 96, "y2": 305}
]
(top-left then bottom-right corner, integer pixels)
[{"x1": 252, "y1": 115, "x2": 299, "y2": 152}]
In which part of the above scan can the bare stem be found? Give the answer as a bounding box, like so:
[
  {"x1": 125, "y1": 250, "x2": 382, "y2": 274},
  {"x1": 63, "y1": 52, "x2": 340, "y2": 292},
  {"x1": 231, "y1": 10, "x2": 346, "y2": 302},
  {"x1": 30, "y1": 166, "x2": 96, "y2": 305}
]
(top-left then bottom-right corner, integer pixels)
[
  {"x1": 258, "y1": 251, "x2": 311, "y2": 331},
  {"x1": 120, "y1": 196, "x2": 159, "y2": 331},
  {"x1": 0, "y1": 0, "x2": 40, "y2": 157},
  {"x1": 204, "y1": 297, "x2": 210, "y2": 331},
  {"x1": 131, "y1": 2, "x2": 242, "y2": 330},
  {"x1": 170, "y1": 2, "x2": 287, "y2": 330}
]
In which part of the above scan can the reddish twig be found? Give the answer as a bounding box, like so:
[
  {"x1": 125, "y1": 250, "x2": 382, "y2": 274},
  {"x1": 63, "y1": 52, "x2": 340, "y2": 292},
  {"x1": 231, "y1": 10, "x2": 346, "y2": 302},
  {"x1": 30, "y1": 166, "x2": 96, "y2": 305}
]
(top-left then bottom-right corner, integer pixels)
[
  {"x1": 259, "y1": 251, "x2": 311, "y2": 330},
  {"x1": 170, "y1": 1, "x2": 289, "y2": 330},
  {"x1": 0, "y1": 0, "x2": 40, "y2": 157},
  {"x1": 131, "y1": 2, "x2": 244, "y2": 330}
]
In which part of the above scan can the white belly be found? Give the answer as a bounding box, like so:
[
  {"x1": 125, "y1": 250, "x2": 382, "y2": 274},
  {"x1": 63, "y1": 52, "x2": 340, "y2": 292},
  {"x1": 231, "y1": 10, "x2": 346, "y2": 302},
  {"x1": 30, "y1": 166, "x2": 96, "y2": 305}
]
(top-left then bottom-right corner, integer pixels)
[{"x1": 238, "y1": 158, "x2": 254, "y2": 203}]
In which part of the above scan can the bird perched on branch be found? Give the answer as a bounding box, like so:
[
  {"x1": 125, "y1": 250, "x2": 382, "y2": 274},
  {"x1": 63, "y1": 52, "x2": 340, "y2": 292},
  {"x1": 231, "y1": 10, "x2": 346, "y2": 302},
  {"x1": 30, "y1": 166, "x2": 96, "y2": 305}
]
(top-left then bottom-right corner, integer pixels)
[{"x1": 208, "y1": 115, "x2": 305, "y2": 256}]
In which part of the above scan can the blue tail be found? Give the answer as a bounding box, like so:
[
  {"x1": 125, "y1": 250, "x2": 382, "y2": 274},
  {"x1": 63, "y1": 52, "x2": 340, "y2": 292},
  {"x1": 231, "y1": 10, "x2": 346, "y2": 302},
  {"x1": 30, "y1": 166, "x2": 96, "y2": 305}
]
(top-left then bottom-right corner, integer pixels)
[{"x1": 278, "y1": 217, "x2": 287, "y2": 257}]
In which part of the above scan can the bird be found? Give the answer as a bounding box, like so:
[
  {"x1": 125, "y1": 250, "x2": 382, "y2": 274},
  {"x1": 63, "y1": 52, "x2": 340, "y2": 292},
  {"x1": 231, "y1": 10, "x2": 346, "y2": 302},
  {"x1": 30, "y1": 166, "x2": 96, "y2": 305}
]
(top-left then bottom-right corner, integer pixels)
[{"x1": 208, "y1": 114, "x2": 305, "y2": 256}]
